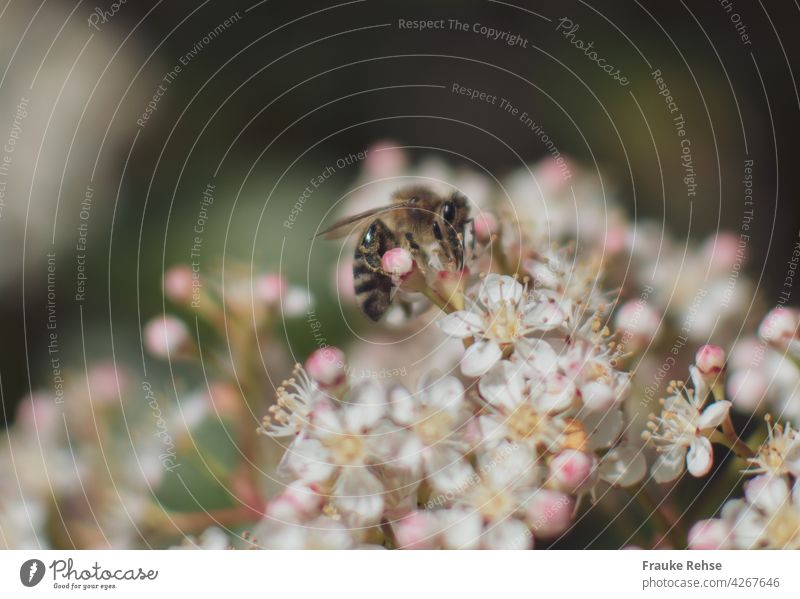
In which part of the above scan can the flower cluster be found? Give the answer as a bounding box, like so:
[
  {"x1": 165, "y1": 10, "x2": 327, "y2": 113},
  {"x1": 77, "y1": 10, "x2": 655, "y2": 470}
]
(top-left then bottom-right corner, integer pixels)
[{"x1": 255, "y1": 251, "x2": 646, "y2": 548}]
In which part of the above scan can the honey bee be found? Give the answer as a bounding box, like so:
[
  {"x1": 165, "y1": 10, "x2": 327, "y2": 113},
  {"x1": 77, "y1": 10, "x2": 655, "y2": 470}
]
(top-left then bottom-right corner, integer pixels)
[{"x1": 316, "y1": 185, "x2": 472, "y2": 321}]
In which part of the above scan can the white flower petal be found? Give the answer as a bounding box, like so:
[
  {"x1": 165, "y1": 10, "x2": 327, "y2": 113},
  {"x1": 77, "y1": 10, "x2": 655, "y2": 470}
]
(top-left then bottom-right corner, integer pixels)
[
  {"x1": 651, "y1": 447, "x2": 686, "y2": 483},
  {"x1": 536, "y1": 373, "x2": 576, "y2": 413},
  {"x1": 333, "y1": 468, "x2": 385, "y2": 528},
  {"x1": 395, "y1": 436, "x2": 425, "y2": 472},
  {"x1": 344, "y1": 380, "x2": 386, "y2": 432},
  {"x1": 438, "y1": 311, "x2": 485, "y2": 338},
  {"x1": 461, "y1": 339, "x2": 502, "y2": 377},
  {"x1": 427, "y1": 453, "x2": 476, "y2": 495},
  {"x1": 515, "y1": 338, "x2": 559, "y2": 376},
  {"x1": 599, "y1": 446, "x2": 646, "y2": 487},
  {"x1": 479, "y1": 274, "x2": 523, "y2": 310},
  {"x1": 478, "y1": 360, "x2": 524, "y2": 411},
  {"x1": 697, "y1": 400, "x2": 731, "y2": 430},
  {"x1": 744, "y1": 475, "x2": 789, "y2": 514},
  {"x1": 389, "y1": 385, "x2": 415, "y2": 426},
  {"x1": 482, "y1": 519, "x2": 532, "y2": 549},
  {"x1": 425, "y1": 376, "x2": 465, "y2": 413},
  {"x1": 439, "y1": 508, "x2": 482, "y2": 549},
  {"x1": 689, "y1": 365, "x2": 710, "y2": 406},
  {"x1": 284, "y1": 438, "x2": 335, "y2": 482},
  {"x1": 524, "y1": 297, "x2": 565, "y2": 331},
  {"x1": 584, "y1": 408, "x2": 624, "y2": 451},
  {"x1": 481, "y1": 442, "x2": 538, "y2": 489},
  {"x1": 477, "y1": 414, "x2": 509, "y2": 445},
  {"x1": 686, "y1": 436, "x2": 713, "y2": 478}
]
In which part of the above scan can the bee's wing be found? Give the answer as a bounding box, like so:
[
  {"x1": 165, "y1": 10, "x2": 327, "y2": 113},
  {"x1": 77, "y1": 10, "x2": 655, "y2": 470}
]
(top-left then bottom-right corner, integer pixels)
[{"x1": 313, "y1": 201, "x2": 415, "y2": 240}]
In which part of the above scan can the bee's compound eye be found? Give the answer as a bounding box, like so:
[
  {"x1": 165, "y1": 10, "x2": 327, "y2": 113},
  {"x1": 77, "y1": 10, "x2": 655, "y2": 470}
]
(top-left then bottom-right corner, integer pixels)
[
  {"x1": 441, "y1": 201, "x2": 456, "y2": 223},
  {"x1": 363, "y1": 222, "x2": 376, "y2": 245},
  {"x1": 432, "y1": 220, "x2": 443, "y2": 240}
]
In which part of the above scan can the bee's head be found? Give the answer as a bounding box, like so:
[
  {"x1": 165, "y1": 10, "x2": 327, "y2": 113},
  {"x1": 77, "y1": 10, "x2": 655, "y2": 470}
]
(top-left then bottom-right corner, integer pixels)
[{"x1": 432, "y1": 192, "x2": 469, "y2": 269}]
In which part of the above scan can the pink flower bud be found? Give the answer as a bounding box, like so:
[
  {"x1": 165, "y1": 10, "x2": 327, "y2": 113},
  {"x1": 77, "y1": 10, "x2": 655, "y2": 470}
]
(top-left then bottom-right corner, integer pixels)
[
  {"x1": 15, "y1": 393, "x2": 61, "y2": 436},
  {"x1": 473, "y1": 212, "x2": 498, "y2": 242},
  {"x1": 603, "y1": 223, "x2": 627, "y2": 255},
  {"x1": 615, "y1": 300, "x2": 661, "y2": 346},
  {"x1": 702, "y1": 233, "x2": 741, "y2": 273},
  {"x1": 726, "y1": 369, "x2": 768, "y2": 412},
  {"x1": 688, "y1": 519, "x2": 732, "y2": 549},
  {"x1": 144, "y1": 315, "x2": 190, "y2": 358},
  {"x1": 256, "y1": 274, "x2": 285, "y2": 305},
  {"x1": 283, "y1": 287, "x2": 312, "y2": 317},
  {"x1": 695, "y1": 344, "x2": 726, "y2": 377},
  {"x1": 729, "y1": 338, "x2": 761, "y2": 370},
  {"x1": 365, "y1": 140, "x2": 407, "y2": 178},
  {"x1": 758, "y1": 307, "x2": 799, "y2": 348},
  {"x1": 381, "y1": 248, "x2": 414, "y2": 279},
  {"x1": 394, "y1": 511, "x2": 439, "y2": 549},
  {"x1": 525, "y1": 489, "x2": 574, "y2": 538},
  {"x1": 206, "y1": 382, "x2": 242, "y2": 418},
  {"x1": 87, "y1": 362, "x2": 128, "y2": 407},
  {"x1": 305, "y1": 347, "x2": 347, "y2": 388},
  {"x1": 548, "y1": 449, "x2": 597, "y2": 493},
  {"x1": 163, "y1": 265, "x2": 195, "y2": 304}
]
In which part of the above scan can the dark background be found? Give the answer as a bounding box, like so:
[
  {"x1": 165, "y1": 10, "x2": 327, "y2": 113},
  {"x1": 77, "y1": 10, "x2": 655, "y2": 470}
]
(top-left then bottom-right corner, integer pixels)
[{"x1": 1, "y1": 0, "x2": 798, "y2": 425}]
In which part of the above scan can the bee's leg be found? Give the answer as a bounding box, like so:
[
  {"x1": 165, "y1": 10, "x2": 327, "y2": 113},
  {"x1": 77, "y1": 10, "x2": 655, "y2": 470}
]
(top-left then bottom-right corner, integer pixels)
[
  {"x1": 403, "y1": 232, "x2": 430, "y2": 271},
  {"x1": 353, "y1": 220, "x2": 397, "y2": 321}
]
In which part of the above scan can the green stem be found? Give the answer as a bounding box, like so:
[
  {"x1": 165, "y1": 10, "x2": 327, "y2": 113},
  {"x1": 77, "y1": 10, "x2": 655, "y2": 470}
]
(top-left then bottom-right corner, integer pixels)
[{"x1": 714, "y1": 416, "x2": 755, "y2": 461}]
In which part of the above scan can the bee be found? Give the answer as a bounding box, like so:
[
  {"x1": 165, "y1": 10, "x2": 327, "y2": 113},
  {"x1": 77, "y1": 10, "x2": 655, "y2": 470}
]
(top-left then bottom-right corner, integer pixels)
[{"x1": 316, "y1": 185, "x2": 472, "y2": 321}]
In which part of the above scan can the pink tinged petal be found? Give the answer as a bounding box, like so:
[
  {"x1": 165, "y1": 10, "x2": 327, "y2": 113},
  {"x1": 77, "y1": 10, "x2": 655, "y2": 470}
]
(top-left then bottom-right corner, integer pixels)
[
  {"x1": 651, "y1": 447, "x2": 687, "y2": 483},
  {"x1": 686, "y1": 436, "x2": 714, "y2": 478},
  {"x1": 479, "y1": 274, "x2": 524, "y2": 310},
  {"x1": 695, "y1": 344, "x2": 726, "y2": 377},
  {"x1": 461, "y1": 339, "x2": 502, "y2": 377},
  {"x1": 333, "y1": 467, "x2": 385, "y2": 528},
  {"x1": 439, "y1": 508, "x2": 483, "y2": 550},
  {"x1": 697, "y1": 400, "x2": 731, "y2": 430},
  {"x1": 478, "y1": 360, "x2": 524, "y2": 411},
  {"x1": 344, "y1": 380, "x2": 386, "y2": 432},
  {"x1": 745, "y1": 475, "x2": 790, "y2": 514},
  {"x1": 687, "y1": 519, "x2": 732, "y2": 550},
  {"x1": 549, "y1": 449, "x2": 597, "y2": 493},
  {"x1": 438, "y1": 310, "x2": 484, "y2": 338},
  {"x1": 482, "y1": 519, "x2": 532, "y2": 550},
  {"x1": 394, "y1": 511, "x2": 440, "y2": 549},
  {"x1": 599, "y1": 446, "x2": 646, "y2": 487},
  {"x1": 524, "y1": 489, "x2": 574, "y2": 538}
]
